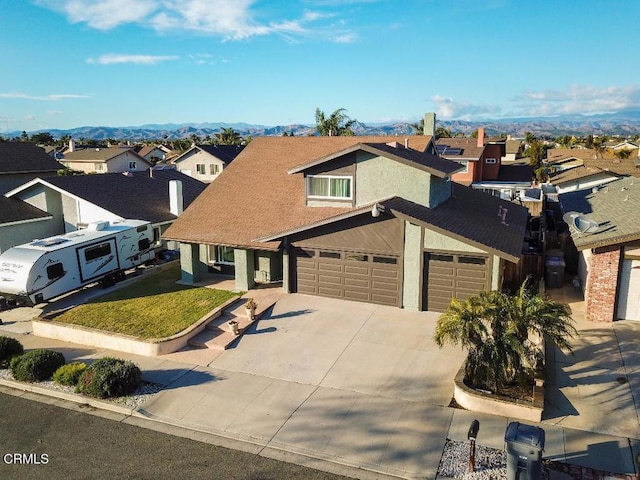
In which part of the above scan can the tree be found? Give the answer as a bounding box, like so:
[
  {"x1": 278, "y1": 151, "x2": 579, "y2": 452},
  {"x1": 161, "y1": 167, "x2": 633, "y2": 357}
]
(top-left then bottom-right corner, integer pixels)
[
  {"x1": 524, "y1": 134, "x2": 549, "y2": 181},
  {"x1": 30, "y1": 132, "x2": 55, "y2": 145},
  {"x1": 434, "y1": 281, "x2": 575, "y2": 394},
  {"x1": 556, "y1": 135, "x2": 573, "y2": 149},
  {"x1": 410, "y1": 118, "x2": 424, "y2": 135},
  {"x1": 592, "y1": 136, "x2": 608, "y2": 158},
  {"x1": 315, "y1": 108, "x2": 356, "y2": 136},
  {"x1": 214, "y1": 127, "x2": 244, "y2": 145},
  {"x1": 435, "y1": 126, "x2": 452, "y2": 139},
  {"x1": 614, "y1": 149, "x2": 632, "y2": 160}
]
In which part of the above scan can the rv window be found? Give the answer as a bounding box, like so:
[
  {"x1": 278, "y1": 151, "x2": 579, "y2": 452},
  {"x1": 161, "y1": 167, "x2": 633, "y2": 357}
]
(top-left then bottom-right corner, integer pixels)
[
  {"x1": 47, "y1": 263, "x2": 64, "y2": 280},
  {"x1": 85, "y1": 243, "x2": 112, "y2": 261},
  {"x1": 138, "y1": 238, "x2": 151, "y2": 251},
  {"x1": 136, "y1": 225, "x2": 148, "y2": 232}
]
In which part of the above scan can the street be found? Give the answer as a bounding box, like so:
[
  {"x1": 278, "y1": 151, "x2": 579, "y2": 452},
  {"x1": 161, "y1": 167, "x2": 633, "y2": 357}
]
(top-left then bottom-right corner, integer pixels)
[{"x1": 0, "y1": 390, "x2": 349, "y2": 480}]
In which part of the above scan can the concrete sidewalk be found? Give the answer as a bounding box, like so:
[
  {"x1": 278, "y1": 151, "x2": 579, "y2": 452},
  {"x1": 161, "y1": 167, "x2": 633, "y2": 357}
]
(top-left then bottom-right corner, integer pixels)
[{"x1": 0, "y1": 291, "x2": 639, "y2": 478}]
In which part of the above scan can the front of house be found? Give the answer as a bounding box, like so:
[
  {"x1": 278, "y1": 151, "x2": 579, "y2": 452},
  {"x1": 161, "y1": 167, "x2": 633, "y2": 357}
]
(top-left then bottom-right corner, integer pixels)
[{"x1": 163, "y1": 136, "x2": 528, "y2": 312}]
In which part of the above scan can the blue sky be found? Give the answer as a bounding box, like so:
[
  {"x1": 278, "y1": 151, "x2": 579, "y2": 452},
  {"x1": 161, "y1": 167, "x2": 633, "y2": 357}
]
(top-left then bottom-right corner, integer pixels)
[{"x1": 1, "y1": 0, "x2": 639, "y2": 132}]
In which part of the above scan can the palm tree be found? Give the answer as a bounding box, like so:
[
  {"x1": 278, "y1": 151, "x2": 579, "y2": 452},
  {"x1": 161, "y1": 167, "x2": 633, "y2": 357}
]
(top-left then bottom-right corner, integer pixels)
[
  {"x1": 592, "y1": 136, "x2": 608, "y2": 158},
  {"x1": 214, "y1": 127, "x2": 244, "y2": 145},
  {"x1": 524, "y1": 138, "x2": 548, "y2": 181},
  {"x1": 434, "y1": 280, "x2": 575, "y2": 394},
  {"x1": 315, "y1": 108, "x2": 356, "y2": 136}
]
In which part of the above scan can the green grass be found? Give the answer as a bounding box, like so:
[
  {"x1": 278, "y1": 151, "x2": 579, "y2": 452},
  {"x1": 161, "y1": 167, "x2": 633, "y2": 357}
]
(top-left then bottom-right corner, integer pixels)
[{"x1": 54, "y1": 265, "x2": 238, "y2": 339}]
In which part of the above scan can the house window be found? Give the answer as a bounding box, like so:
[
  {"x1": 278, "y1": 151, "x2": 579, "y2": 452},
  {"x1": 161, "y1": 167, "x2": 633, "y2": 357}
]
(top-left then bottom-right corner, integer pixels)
[
  {"x1": 210, "y1": 164, "x2": 220, "y2": 175},
  {"x1": 128, "y1": 161, "x2": 137, "y2": 170},
  {"x1": 209, "y1": 245, "x2": 235, "y2": 264},
  {"x1": 94, "y1": 163, "x2": 104, "y2": 171},
  {"x1": 457, "y1": 160, "x2": 469, "y2": 174},
  {"x1": 485, "y1": 158, "x2": 497, "y2": 164},
  {"x1": 196, "y1": 164, "x2": 206, "y2": 175},
  {"x1": 307, "y1": 175, "x2": 352, "y2": 199}
]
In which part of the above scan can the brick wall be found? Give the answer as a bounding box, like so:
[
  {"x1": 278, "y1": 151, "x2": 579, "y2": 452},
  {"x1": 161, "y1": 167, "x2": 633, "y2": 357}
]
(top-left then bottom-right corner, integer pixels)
[{"x1": 585, "y1": 245, "x2": 621, "y2": 322}]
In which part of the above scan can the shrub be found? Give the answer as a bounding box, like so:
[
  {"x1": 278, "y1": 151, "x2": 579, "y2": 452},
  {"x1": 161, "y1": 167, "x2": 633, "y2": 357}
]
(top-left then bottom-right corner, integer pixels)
[
  {"x1": 9, "y1": 349, "x2": 66, "y2": 382},
  {"x1": 0, "y1": 336, "x2": 24, "y2": 367},
  {"x1": 53, "y1": 362, "x2": 87, "y2": 386},
  {"x1": 76, "y1": 357, "x2": 142, "y2": 398}
]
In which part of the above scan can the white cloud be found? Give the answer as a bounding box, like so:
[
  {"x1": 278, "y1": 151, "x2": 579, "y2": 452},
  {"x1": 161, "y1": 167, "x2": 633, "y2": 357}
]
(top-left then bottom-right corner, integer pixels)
[
  {"x1": 0, "y1": 93, "x2": 89, "y2": 101},
  {"x1": 37, "y1": 0, "x2": 357, "y2": 42},
  {"x1": 430, "y1": 95, "x2": 501, "y2": 121},
  {"x1": 516, "y1": 84, "x2": 640, "y2": 116},
  {"x1": 334, "y1": 33, "x2": 358, "y2": 43},
  {"x1": 87, "y1": 54, "x2": 179, "y2": 65}
]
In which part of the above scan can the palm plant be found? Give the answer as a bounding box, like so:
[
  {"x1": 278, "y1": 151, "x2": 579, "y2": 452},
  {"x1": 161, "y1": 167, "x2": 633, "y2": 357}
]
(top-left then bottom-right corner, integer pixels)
[
  {"x1": 214, "y1": 127, "x2": 244, "y2": 145},
  {"x1": 315, "y1": 108, "x2": 356, "y2": 136},
  {"x1": 434, "y1": 280, "x2": 575, "y2": 394}
]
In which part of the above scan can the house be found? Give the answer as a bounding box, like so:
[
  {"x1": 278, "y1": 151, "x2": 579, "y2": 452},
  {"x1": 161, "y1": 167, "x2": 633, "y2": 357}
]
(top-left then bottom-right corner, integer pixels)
[
  {"x1": 559, "y1": 177, "x2": 640, "y2": 322},
  {"x1": 173, "y1": 144, "x2": 245, "y2": 182},
  {"x1": 0, "y1": 196, "x2": 55, "y2": 254},
  {"x1": 436, "y1": 128, "x2": 503, "y2": 186},
  {"x1": 137, "y1": 145, "x2": 177, "y2": 164},
  {"x1": 501, "y1": 138, "x2": 524, "y2": 164},
  {"x1": 0, "y1": 142, "x2": 63, "y2": 194},
  {"x1": 163, "y1": 134, "x2": 528, "y2": 312},
  {"x1": 6, "y1": 168, "x2": 207, "y2": 251},
  {"x1": 60, "y1": 147, "x2": 151, "y2": 174}
]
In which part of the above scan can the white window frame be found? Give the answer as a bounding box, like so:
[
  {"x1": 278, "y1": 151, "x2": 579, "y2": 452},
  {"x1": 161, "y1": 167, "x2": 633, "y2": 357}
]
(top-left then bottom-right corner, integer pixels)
[
  {"x1": 94, "y1": 163, "x2": 104, "y2": 171},
  {"x1": 209, "y1": 164, "x2": 220, "y2": 175},
  {"x1": 196, "y1": 163, "x2": 206, "y2": 175},
  {"x1": 485, "y1": 158, "x2": 497, "y2": 164},
  {"x1": 307, "y1": 175, "x2": 353, "y2": 200},
  {"x1": 457, "y1": 160, "x2": 469, "y2": 174},
  {"x1": 208, "y1": 245, "x2": 235, "y2": 265},
  {"x1": 128, "y1": 161, "x2": 137, "y2": 170}
]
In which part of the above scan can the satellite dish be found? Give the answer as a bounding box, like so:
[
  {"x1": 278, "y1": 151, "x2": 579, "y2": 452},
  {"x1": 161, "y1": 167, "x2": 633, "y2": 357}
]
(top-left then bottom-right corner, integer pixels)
[
  {"x1": 562, "y1": 211, "x2": 581, "y2": 224},
  {"x1": 573, "y1": 215, "x2": 599, "y2": 234}
]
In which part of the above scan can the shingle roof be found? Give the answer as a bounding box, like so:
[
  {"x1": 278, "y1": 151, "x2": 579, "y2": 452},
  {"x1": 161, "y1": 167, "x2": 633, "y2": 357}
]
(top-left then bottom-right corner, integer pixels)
[
  {"x1": 0, "y1": 142, "x2": 62, "y2": 174},
  {"x1": 198, "y1": 145, "x2": 245, "y2": 164},
  {"x1": 163, "y1": 136, "x2": 433, "y2": 250},
  {"x1": 38, "y1": 169, "x2": 206, "y2": 224},
  {"x1": 163, "y1": 135, "x2": 526, "y2": 260},
  {"x1": 436, "y1": 138, "x2": 484, "y2": 160},
  {"x1": 385, "y1": 185, "x2": 528, "y2": 262},
  {"x1": 62, "y1": 147, "x2": 149, "y2": 163},
  {"x1": 0, "y1": 196, "x2": 52, "y2": 225},
  {"x1": 496, "y1": 164, "x2": 534, "y2": 183},
  {"x1": 559, "y1": 177, "x2": 640, "y2": 249},
  {"x1": 547, "y1": 148, "x2": 598, "y2": 163}
]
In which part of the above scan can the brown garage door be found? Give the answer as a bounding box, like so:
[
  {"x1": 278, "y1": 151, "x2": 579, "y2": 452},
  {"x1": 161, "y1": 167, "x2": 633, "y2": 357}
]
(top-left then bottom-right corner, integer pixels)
[
  {"x1": 293, "y1": 248, "x2": 401, "y2": 306},
  {"x1": 424, "y1": 252, "x2": 490, "y2": 312}
]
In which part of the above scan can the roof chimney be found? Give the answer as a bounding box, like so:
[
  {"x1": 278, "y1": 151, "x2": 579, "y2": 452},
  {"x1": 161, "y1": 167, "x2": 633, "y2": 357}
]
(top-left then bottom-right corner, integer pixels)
[
  {"x1": 477, "y1": 127, "x2": 485, "y2": 148},
  {"x1": 69, "y1": 138, "x2": 75, "y2": 152},
  {"x1": 404, "y1": 138, "x2": 409, "y2": 149},
  {"x1": 169, "y1": 180, "x2": 183, "y2": 216},
  {"x1": 423, "y1": 112, "x2": 436, "y2": 137}
]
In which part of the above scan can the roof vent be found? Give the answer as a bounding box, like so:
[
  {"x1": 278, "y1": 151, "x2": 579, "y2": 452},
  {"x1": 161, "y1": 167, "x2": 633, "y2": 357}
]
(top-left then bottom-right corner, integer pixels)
[{"x1": 386, "y1": 141, "x2": 398, "y2": 148}]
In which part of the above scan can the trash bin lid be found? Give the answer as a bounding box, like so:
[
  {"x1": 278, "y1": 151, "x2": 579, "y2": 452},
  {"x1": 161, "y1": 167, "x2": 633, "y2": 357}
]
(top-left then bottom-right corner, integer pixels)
[{"x1": 504, "y1": 422, "x2": 545, "y2": 450}]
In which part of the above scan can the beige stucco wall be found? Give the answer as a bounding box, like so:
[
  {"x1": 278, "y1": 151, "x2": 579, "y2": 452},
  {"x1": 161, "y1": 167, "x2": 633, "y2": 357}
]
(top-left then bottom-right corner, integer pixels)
[
  {"x1": 176, "y1": 150, "x2": 224, "y2": 183},
  {"x1": 0, "y1": 219, "x2": 57, "y2": 254},
  {"x1": 402, "y1": 221, "x2": 422, "y2": 310},
  {"x1": 423, "y1": 229, "x2": 485, "y2": 253},
  {"x1": 64, "y1": 151, "x2": 148, "y2": 174}
]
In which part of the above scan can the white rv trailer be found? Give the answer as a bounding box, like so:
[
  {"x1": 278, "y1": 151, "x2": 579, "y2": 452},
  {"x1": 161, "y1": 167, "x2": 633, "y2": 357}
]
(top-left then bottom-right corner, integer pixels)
[{"x1": 0, "y1": 219, "x2": 155, "y2": 304}]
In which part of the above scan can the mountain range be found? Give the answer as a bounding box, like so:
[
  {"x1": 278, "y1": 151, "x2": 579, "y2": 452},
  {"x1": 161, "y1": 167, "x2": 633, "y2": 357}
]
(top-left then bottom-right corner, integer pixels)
[{"x1": 7, "y1": 111, "x2": 640, "y2": 141}]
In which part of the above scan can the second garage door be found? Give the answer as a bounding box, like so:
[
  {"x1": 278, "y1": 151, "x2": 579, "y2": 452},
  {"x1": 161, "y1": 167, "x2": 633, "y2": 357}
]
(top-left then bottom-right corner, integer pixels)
[
  {"x1": 424, "y1": 252, "x2": 490, "y2": 312},
  {"x1": 293, "y1": 248, "x2": 401, "y2": 307}
]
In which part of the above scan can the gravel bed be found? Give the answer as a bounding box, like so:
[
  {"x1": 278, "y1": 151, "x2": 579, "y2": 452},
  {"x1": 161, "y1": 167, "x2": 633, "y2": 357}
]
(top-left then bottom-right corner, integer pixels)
[
  {"x1": 0, "y1": 368, "x2": 162, "y2": 410},
  {"x1": 437, "y1": 440, "x2": 551, "y2": 480}
]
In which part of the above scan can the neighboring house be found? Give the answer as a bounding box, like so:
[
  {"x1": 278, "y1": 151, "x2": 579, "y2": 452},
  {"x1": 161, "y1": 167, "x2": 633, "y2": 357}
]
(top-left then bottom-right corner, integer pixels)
[
  {"x1": 173, "y1": 144, "x2": 245, "y2": 182},
  {"x1": 605, "y1": 140, "x2": 638, "y2": 152},
  {"x1": 60, "y1": 147, "x2": 151, "y2": 174},
  {"x1": 137, "y1": 145, "x2": 177, "y2": 164},
  {"x1": 0, "y1": 142, "x2": 63, "y2": 194},
  {"x1": 559, "y1": 177, "x2": 640, "y2": 322},
  {"x1": 501, "y1": 138, "x2": 524, "y2": 164},
  {"x1": 0, "y1": 196, "x2": 55, "y2": 254},
  {"x1": 163, "y1": 135, "x2": 528, "y2": 313},
  {"x1": 436, "y1": 128, "x2": 503, "y2": 186},
  {"x1": 547, "y1": 149, "x2": 640, "y2": 193},
  {"x1": 6, "y1": 168, "x2": 207, "y2": 251}
]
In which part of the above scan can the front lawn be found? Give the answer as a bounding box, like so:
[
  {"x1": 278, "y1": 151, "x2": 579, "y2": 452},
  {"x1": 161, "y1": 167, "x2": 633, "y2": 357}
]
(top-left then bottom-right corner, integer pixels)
[{"x1": 54, "y1": 265, "x2": 238, "y2": 339}]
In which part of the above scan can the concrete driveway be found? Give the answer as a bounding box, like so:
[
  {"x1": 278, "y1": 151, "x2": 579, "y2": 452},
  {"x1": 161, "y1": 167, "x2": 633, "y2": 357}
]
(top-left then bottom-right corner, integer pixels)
[{"x1": 141, "y1": 294, "x2": 467, "y2": 479}]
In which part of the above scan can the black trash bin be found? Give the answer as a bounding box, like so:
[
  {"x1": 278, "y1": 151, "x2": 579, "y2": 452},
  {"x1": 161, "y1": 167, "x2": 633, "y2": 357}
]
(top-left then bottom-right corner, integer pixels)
[{"x1": 504, "y1": 422, "x2": 545, "y2": 480}]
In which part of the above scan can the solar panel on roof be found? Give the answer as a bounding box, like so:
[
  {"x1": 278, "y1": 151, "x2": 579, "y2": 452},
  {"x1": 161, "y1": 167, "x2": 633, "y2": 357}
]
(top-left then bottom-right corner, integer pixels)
[
  {"x1": 436, "y1": 144, "x2": 447, "y2": 153},
  {"x1": 444, "y1": 148, "x2": 463, "y2": 155}
]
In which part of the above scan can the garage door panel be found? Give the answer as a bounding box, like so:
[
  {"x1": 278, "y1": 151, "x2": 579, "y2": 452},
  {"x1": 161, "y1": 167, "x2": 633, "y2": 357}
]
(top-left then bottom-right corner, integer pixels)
[
  {"x1": 344, "y1": 277, "x2": 370, "y2": 288},
  {"x1": 425, "y1": 252, "x2": 490, "y2": 312},
  {"x1": 294, "y1": 248, "x2": 400, "y2": 307},
  {"x1": 617, "y1": 259, "x2": 640, "y2": 320},
  {"x1": 345, "y1": 265, "x2": 369, "y2": 276},
  {"x1": 319, "y1": 263, "x2": 343, "y2": 273}
]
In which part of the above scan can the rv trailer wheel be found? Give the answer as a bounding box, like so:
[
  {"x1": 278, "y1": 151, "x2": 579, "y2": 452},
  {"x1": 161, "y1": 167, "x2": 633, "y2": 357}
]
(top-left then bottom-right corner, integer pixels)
[{"x1": 101, "y1": 275, "x2": 116, "y2": 288}]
